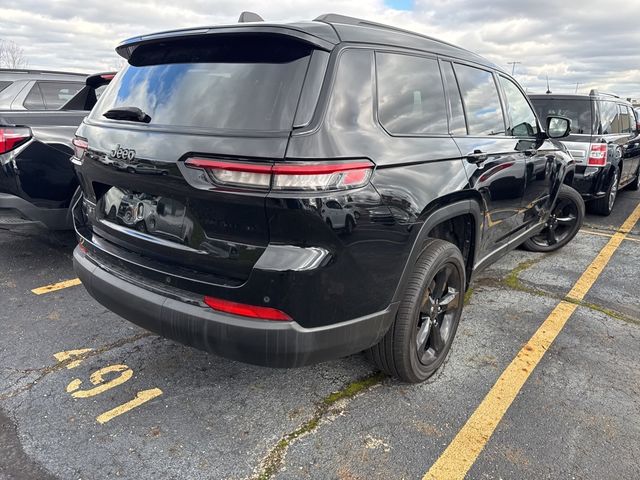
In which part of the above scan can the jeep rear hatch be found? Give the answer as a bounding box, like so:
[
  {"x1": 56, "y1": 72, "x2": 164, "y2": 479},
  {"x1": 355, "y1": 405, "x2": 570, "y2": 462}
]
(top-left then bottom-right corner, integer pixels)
[{"x1": 77, "y1": 33, "x2": 328, "y2": 284}]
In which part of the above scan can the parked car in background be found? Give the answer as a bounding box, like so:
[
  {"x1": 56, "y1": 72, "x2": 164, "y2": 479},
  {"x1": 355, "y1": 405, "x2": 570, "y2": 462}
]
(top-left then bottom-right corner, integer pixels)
[
  {"x1": 0, "y1": 69, "x2": 87, "y2": 111},
  {"x1": 72, "y1": 13, "x2": 582, "y2": 383},
  {"x1": 529, "y1": 91, "x2": 640, "y2": 215},
  {"x1": 0, "y1": 72, "x2": 114, "y2": 229}
]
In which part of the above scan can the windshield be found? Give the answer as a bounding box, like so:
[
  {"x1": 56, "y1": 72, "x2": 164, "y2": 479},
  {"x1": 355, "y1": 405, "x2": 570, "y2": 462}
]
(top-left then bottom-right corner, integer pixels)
[
  {"x1": 91, "y1": 35, "x2": 313, "y2": 132},
  {"x1": 529, "y1": 97, "x2": 593, "y2": 135}
]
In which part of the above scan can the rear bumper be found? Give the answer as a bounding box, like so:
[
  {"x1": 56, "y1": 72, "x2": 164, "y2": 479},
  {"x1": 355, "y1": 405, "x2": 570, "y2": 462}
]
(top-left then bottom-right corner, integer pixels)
[
  {"x1": 73, "y1": 246, "x2": 396, "y2": 367},
  {"x1": 572, "y1": 165, "x2": 612, "y2": 200},
  {"x1": 0, "y1": 193, "x2": 69, "y2": 229}
]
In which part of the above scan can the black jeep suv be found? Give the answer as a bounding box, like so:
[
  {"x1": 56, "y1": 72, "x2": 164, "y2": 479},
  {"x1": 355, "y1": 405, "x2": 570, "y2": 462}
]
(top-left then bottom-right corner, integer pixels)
[
  {"x1": 529, "y1": 91, "x2": 640, "y2": 215},
  {"x1": 72, "y1": 14, "x2": 582, "y2": 382}
]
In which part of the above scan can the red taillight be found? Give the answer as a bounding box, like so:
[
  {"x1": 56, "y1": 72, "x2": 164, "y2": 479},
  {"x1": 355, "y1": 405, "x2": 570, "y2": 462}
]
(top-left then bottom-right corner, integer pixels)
[
  {"x1": 72, "y1": 137, "x2": 88, "y2": 163},
  {"x1": 100, "y1": 73, "x2": 115, "y2": 80},
  {"x1": 204, "y1": 296, "x2": 292, "y2": 321},
  {"x1": 587, "y1": 143, "x2": 607, "y2": 166},
  {"x1": 185, "y1": 158, "x2": 374, "y2": 192},
  {"x1": 0, "y1": 127, "x2": 31, "y2": 154}
]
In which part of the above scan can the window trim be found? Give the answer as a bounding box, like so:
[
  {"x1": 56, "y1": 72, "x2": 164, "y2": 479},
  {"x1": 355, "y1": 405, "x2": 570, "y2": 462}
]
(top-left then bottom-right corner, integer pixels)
[
  {"x1": 36, "y1": 80, "x2": 84, "y2": 110},
  {"x1": 498, "y1": 74, "x2": 540, "y2": 138},
  {"x1": 439, "y1": 59, "x2": 469, "y2": 135},
  {"x1": 23, "y1": 83, "x2": 45, "y2": 110},
  {"x1": 451, "y1": 62, "x2": 508, "y2": 138},
  {"x1": 372, "y1": 49, "x2": 452, "y2": 138}
]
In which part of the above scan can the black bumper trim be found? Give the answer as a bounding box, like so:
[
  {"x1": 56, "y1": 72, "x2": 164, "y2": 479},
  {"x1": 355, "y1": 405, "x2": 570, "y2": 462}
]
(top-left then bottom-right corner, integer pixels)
[
  {"x1": 0, "y1": 193, "x2": 69, "y2": 229},
  {"x1": 74, "y1": 246, "x2": 397, "y2": 368}
]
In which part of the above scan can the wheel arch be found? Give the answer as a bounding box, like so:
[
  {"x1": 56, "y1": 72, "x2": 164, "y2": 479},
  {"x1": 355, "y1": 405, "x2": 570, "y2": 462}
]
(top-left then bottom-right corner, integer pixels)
[{"x1": 390, "y1": 196, "x2": 484, "y2": 304}]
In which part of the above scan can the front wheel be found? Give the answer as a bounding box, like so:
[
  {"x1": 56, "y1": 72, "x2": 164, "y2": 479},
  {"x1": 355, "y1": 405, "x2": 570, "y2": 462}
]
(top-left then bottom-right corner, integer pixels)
[
  {"x1": 366, "y1": 238, "x2": 465, "y2": 383},
  {"x1": 522, "y1": 184, "x2": 584, "y2": 252}
]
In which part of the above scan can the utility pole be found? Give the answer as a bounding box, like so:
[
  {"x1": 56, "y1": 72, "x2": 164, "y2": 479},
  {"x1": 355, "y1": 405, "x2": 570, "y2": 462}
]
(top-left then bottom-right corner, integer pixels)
[{"x1": 507, "y1": 61, "x2": 521, "y2": 76}]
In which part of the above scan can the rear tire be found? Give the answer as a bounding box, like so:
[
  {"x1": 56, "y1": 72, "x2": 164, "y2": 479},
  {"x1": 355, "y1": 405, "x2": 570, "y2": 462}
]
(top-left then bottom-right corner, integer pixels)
[
  {"x1": 366, "y1": 238, "x2": 465, "y2": 383},
  {"x1": 591, "y1": 167, "x2": 619, "y2": 216},
  {"x1": 522, "y1": 184, "x2": 584, "y2": 252}
]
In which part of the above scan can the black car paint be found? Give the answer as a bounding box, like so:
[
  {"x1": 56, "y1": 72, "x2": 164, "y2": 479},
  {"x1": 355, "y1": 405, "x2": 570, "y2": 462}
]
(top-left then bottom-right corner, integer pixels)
[{"x1": 72, "y1": 19, "x2": 574, "y2": 367}]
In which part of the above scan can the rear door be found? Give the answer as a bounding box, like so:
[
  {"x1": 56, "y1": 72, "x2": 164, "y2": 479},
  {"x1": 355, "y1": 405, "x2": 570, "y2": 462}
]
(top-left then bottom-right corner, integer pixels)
[
  {"x1": 618, "y1": 104, "x2": 640, "y2": 183},
  {"x1": 445, "y1": 61, "x2": 527, "y2": 257},
  {"x1": 76, "y1": 34, "x2": 318, "y2": 283}
]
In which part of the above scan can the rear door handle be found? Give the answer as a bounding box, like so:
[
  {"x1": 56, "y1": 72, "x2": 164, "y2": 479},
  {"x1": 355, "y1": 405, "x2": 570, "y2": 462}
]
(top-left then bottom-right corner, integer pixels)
[{"x1": 466, "y1": 149, "x2": 488, "y2": 164}]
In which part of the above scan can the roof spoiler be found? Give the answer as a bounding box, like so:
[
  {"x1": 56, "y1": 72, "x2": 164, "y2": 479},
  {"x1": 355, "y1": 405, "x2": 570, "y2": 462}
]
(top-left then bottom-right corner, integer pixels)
[{"x1": 238, "y1": 11, "x2": 264, "y2": 23}]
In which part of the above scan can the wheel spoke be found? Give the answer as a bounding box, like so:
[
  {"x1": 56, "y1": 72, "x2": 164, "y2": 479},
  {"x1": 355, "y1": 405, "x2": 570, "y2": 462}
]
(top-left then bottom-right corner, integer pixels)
[
  {"x1": 430, "y1": 322, "x2": 445, "y2": 353},
  {"x1": 432, "y1": 265, "x2": 451, "y2": 299},
  {"x1": 439, "y1": 288, "x2": 460, "y2": 312},
  {"x1": 546, "y1": 227, "x2": 557, "y2": 245},
  {"x1": 416, "y1": 319, "x2": 430, "y2": 352},
  {"x1": 556, "y1": 214, "x2": 576, "y2": 225}
]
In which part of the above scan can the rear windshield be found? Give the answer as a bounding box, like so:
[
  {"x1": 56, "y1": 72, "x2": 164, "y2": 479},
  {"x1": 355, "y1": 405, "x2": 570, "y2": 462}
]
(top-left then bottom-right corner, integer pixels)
[
  {"x1": 90, "y1": 35, "x2": 313, "y2": 132},
  {"x1": 529, "y1": 97, "x2": 593, "y2": 134}
]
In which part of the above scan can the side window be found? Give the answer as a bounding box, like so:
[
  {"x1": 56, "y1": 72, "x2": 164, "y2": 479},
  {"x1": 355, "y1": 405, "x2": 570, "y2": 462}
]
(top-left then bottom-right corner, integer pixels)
[
  {"x1": 376, "y1": 52, "x2": 448, "y2": 135},
  {"x1": 441, "y1": 62, "x2": 467, "y2": 135},
  {"x1": 500, "y1": 77, "x2": 538, "y2": 137},
  {"x1": 38, "y1": 82, "x2": 83, "y2": 110},
  {"x1": 454, "y1": 64, "x2": 505, "y2": 136},
  {"x1": 0, "y1": 81, "x2": 11, "y2": 93},
  {"x1": 600, "y1": 101, "x2": 620, "y2": 134},
  {"x1": 23, "y1": 84, "x2": 45, "y2": 110},
  {"x1": 619, "y1": 105, "x2": 631, "y2": 133}
]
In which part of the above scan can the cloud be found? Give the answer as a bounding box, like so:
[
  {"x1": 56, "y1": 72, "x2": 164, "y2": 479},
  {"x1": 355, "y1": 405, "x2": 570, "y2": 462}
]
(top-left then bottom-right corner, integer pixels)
[{"x1": 0, "y1": 0, "x2": 638, "y2": 98}]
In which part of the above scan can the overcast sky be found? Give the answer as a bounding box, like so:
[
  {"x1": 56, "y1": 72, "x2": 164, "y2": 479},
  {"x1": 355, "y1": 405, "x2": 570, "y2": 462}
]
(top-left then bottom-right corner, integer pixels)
[{"x1": 1, "y1": 0, "x2": 639, "y2": 99}]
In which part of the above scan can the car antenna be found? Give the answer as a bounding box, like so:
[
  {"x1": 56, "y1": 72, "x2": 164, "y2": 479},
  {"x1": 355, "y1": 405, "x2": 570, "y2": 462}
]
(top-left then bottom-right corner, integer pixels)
[
  {"x1": 238, "y1": 11, "x2": 264, "y2": 22},
  {"x1": 545, "y1": 74, "x2": 552, "y2": 94}
]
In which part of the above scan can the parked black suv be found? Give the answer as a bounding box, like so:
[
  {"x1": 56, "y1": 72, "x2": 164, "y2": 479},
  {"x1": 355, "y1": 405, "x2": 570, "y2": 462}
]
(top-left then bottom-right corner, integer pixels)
[
  {"x1": 529, "y1": 91, "x2": 640, "y2": 215},
  {"x1": 72, "y1": 14, "x2": 582, "y2": 382}
]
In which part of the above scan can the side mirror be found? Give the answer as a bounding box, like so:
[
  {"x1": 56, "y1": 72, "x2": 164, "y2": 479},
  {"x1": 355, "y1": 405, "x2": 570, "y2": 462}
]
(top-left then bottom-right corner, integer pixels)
[{"x1": 546, "y1": 116, "x2": 571, "y2": 139}]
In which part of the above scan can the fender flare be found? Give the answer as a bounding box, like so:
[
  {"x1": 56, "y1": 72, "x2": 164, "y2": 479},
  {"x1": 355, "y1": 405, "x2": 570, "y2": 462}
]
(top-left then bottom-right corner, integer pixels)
[{"x1": 390, "y1": 199, "x2": 483, "y2": 304}]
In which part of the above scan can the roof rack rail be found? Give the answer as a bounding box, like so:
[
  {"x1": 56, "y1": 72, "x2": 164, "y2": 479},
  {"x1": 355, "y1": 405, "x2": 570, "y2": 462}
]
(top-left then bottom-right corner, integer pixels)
[
  {"x1": 313, "y1": 13, "x2": 468, "y2": 53},
  {"x1": 589, "y1": 89, "x2": 621, "y2": 99},
  {"x1": 238, "y1": 11, "x2": 264, "y2": 23},
  {"x1": 0, "y1": 68, "x2": 87, "y2": 76}
]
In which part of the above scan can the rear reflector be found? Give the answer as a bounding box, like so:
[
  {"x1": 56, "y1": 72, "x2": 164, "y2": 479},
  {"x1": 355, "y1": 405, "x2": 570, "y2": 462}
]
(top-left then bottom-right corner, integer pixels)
[
  {"x1": 185, "y1": 158, "x2": 374, "y2": 192},
  {"x1": 0, "y1": 127, "x2": 31, "y2": 154},
  {"x1": 204, "y1": 296, "x2": 292, "y2": 321},
  {"x1": 587, "y1": 143, "x2": 607, "y2": 166}
]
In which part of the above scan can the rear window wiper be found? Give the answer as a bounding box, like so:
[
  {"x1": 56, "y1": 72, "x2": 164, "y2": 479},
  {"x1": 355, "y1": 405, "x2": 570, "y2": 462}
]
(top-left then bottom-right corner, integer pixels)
[{"x1": 103, "y1": 106, "x2": 151, "y2": 123}]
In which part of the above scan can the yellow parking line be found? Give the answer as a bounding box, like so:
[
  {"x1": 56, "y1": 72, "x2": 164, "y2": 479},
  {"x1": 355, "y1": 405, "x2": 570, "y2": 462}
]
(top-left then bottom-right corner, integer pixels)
[
  {"x1": 424, "y1": 202, "x2": 640, "y2": 480},
  {"x1": 581, "y1": 227, "x2": 640, "y2": 244},
  {"x1": 31, "y1": 278, "x2": 82, "y2": 295}
]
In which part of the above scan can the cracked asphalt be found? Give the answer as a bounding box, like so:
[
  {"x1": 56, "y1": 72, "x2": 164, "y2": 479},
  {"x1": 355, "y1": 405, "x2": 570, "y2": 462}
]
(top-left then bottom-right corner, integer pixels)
[{"x1": 1, "y1": 188, "x2": 639, "y2": 480}]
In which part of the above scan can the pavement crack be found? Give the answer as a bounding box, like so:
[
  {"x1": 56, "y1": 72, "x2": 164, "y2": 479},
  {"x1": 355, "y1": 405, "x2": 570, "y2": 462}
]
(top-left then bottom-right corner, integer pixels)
[
  {"x1": 0, "y1": 332, "x2": 152, "y2": 401},
  {"x1": 249, "y1": 372, "x2": 385, "y2": 480}
]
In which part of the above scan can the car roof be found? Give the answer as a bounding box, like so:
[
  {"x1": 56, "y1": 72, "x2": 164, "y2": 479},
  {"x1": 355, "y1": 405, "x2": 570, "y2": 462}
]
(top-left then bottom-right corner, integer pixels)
[
  {"x1": 529, "y1": 92, "x2": 633, "y2": 106},
  {"x1": 0, "y1": 68, "x2": 87, "y2": 82},
  {"x1": 116, "y1": 13, "x2": 501, "y2": 72}
]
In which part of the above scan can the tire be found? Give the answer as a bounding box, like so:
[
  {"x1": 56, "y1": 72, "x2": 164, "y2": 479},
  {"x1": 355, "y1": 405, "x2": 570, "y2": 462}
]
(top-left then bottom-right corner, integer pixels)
[
  {"x1": 628, "y1": 166, "x2": 640, "y2": 191},
  {"x1": 366, "y1": 238, "x2": 466, "y2": 383},
  {"x1": 522, "y1": 184, "x2": 584, "y2": 252},
  {"x1": 344, "y1": 216, "x2": 355, "y2": 234},
  {"x1": 591, "y1": 167, "x2": 620, "y2": 216}
]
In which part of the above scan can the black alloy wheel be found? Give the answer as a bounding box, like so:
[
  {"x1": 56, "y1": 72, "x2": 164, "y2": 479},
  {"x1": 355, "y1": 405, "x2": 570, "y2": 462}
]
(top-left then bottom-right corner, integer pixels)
[
  {"x1": 366, "y1": 238, "x2": 466, "y2": 383},
  {"x1": 522, "y1": 184, "x2": 584, "y2": 252},
  {"x1": 591, "y1": 167, "x2": 620, "y2": 216}
]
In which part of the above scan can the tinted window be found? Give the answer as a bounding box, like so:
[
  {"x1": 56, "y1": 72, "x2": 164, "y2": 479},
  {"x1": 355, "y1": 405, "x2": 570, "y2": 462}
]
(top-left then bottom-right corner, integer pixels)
[
  {"x1": 500, "y1": 77, "x2": 538, "y2": 137},
  {"x1": 600, "y1": 100, "x2": 621, "y2": 134},
  {"x1": 454, "y1": 64, "x2": 505, "y2": 135},
  {"x1": 529, "y1": 97, "x2": 592, "y2": 134},
  {"x1": 37, "y1": 82, "x2": 83, "y2": 110},
  {"x1": 23, "y1": 84, "x2": 45, "y2": 110},
  {"x1": 0, "y1": 81, "x2": 11, "y2": 93},
  {"x1": 441, "y1": 62, "x2": 466, "y2": 135},
  {"x1": 376, "y1": 52, "x2": 448, "y2": 135},
  {"x1": 619, "y1": 105, "x2": 631, "y2": 133},
  {"x1": 91, "y1": 36, "x2": 312, "y2": 132}
]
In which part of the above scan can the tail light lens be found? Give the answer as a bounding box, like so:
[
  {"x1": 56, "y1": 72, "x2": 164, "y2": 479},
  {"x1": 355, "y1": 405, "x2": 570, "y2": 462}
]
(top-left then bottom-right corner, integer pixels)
[
  {"x1": 0, "y1": 127, "x2": 31, "y2": 154},
  {"x1": 185, "y1": 158, "x2": 374, "y2": 192},
  {"x1": 72, "y1": 137, "x2": 88, "y2": 164},
  {"x1": 204, "y1": 296, "x2": 292, "y2": 321},
  {"x1": 587, "y1": 143, "x2": 607, "y2": 166}
]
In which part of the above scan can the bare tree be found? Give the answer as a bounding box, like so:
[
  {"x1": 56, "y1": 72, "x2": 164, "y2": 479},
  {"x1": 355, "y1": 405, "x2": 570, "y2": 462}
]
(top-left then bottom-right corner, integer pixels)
[{"x1": 0, "y1": 39, "x2": 28, "y2": 69}]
